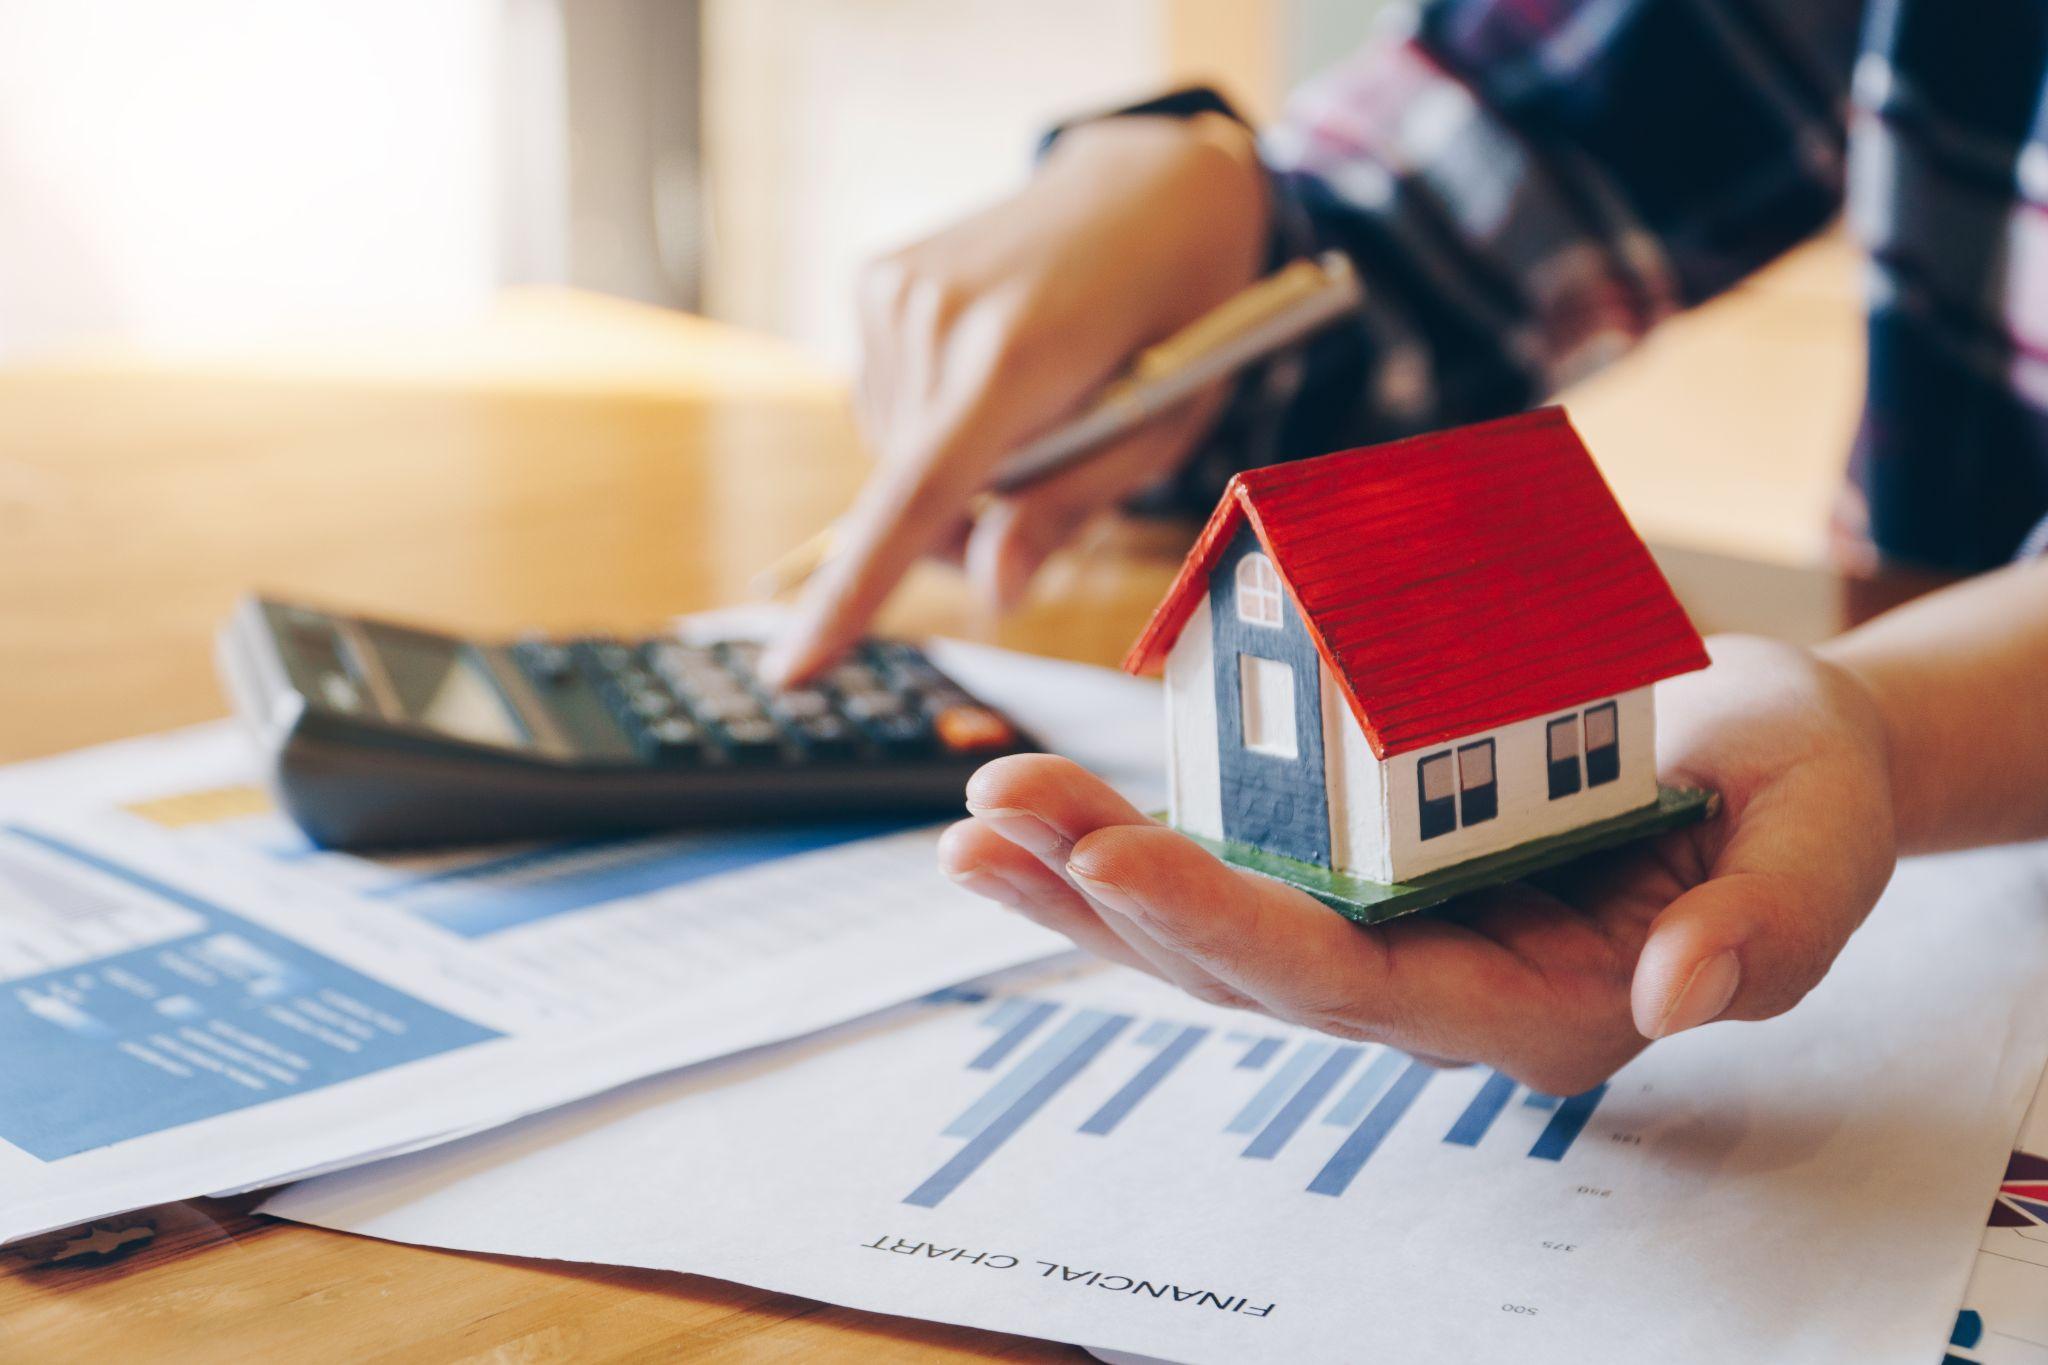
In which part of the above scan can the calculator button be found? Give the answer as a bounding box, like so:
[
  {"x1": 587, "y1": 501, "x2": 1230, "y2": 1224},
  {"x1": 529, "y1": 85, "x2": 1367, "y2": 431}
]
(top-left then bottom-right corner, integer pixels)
[
  {"x1": 593, "y1": 643, "x2": 636, "y2": 673},
  {"x1": 693, "y1": 693, "x2": 766, "y2": 724},
  {"x1": 693, "y1": 674, "x2": 753, "y2": 700},
  {"x1": 718, "y1": 717, "x2": 786, "y2": 763},
  {"x1": 878, "y1": 654, "x2": 942, "y2": 688},
  {"x1": 718, "y1": 640, "x2": 766, "y2": 672},
  {"x1": 934, "y1": 705, "x2": 1017, "y2": 753},
  {"x1": 639, "y1": 715, "x2": 703, "y2": 763},
  {"x1": 772, "y1": 690, "x2": 831, "y2": 721},
  {"x1": 645, "y1": 643, "x2": 715, "y2": 680},
  {"x1": 828, "y1": 663, "x2": 883, "y2": 693},
  {"x1": 861, "y1": 712, "x2": 933, "y2": 756},
  {"x1": 841, "y1": 691, "x2": 905, "y2": 721},
  {"x1": 627, "y1": 689, "x2": 676, "y2": 719},
  {"x1": 516, "y1": 642, "x2": 574, "y2": 684},
  {"x1": 792, "y1": 713, "x2": 858, "y2": 757},
  {"x1": 597, "y1": 678, "x2": 645, "y2": 711},
  {"x1": 917, "y1": 687, "x2": 974, "y2": 717}
]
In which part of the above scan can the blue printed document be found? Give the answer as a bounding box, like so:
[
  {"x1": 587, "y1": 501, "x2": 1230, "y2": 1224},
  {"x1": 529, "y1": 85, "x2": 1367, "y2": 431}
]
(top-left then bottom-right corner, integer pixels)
[
  {"x1": 266, "y1": 842, "x2": 2048, "y2": 1365},
  {"x1": 0, "y1": 641, "x2": 1159, "y2": 1243}
]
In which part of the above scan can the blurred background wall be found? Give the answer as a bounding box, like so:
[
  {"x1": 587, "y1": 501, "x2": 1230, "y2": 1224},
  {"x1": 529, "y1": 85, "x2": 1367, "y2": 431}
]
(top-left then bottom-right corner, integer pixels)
[
  {"x1": 0, "y1": 0, "x2": 1852, "y2": 566},
  {"x1": 0, "y1": 1, "x2": 506, "y2": 354},
  {"x1": 0, "y1": 0, "x2": 1379, "y2": 365}
]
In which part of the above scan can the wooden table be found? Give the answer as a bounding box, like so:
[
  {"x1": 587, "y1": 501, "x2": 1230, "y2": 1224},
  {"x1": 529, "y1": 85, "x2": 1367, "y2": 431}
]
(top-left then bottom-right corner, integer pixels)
[{"x1": 0, "y1": 294, "x2": 1930, "y2": 1361}]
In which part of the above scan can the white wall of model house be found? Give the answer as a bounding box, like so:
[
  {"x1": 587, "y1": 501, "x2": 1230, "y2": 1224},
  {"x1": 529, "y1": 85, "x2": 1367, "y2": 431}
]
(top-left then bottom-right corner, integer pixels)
[
  {"x1": 1163, "y1": 596, "x2": 1226, "y2": 841},
  {"x1": 1376, "y1": 688, "x2": 1657, "y2": 880},
  {"x1": 1164, "y1": 613, "x2": 1660, "y2": 883}
]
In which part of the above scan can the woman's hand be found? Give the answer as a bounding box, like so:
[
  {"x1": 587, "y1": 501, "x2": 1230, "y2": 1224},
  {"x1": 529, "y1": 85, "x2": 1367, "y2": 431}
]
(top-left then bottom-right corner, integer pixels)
[
  {"x1": 937, "y1": 636, "x2": 1898, "y2": 1094},
  {"x1": 759, "y1": 113, "x2": 1270, "y2": 688}
]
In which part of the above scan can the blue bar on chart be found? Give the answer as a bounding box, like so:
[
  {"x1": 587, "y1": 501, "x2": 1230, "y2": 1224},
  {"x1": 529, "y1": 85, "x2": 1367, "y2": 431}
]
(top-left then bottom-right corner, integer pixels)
[
  {"x1": 1236, "y1": 1036, "x2": 1284, "y2": 1070},
  {"x1": 1227, "y1": 1042, "x2": 1333, "y2": 1134},
  {"x1": 969, "y1": 1000, "x2": 1059, "y2": 1072},
  {"x1": 1529, "y1": 1083, "x2": 1608, "y2": 1161},
  {"x1": 978, "y1": 998, "x2": 1028, "y2": 1029},
  {"x1": 948, "y1": 1011, "x2": 1111, "y2": 1137},
  {"x1": 1079, "y1": 1025, "x2": 1209, "y2": 1136},
  {"x1": 1322, "y1": 1048, "x2": 1406, "y2": 1128},
  {"x1": 925, "y1": 985, "x2": 990, "y2": 1006},
  {"x1": 1308, "y1": 1059, "x2": 1434, "y2": 1197},
  {"x1": 1135, "y1": 1020, "x2": 1177, "y2": 1047},
  {"x1": 1524, "y1": 1092, "x2": 1560, "y2": 1110},
  {"x1": 906, "y1": 1012, "x2": 1132, "y2": 1207},
  {"x1": 1243, "y1": 1045, "x2": 1362, "y2": 1159},
  {"x1": 1443, "y1": 1071, "x2": 1518, "y2": 1147}
]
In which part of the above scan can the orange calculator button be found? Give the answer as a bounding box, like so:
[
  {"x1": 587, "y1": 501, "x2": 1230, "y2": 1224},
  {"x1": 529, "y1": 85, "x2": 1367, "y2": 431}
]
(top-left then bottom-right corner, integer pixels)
[{"x1": 934, "y1": 705, "x2": 1016, "y2": 753}]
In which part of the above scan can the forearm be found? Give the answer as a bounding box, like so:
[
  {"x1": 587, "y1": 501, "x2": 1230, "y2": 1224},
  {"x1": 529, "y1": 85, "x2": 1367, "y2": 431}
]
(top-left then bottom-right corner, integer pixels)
[
  {"x1": 1198, "y1": 0, "x2": 1856, "y2": 475},
  {"x1": 1818, "y1": 559, "x2": 2048, "y2": 854}
]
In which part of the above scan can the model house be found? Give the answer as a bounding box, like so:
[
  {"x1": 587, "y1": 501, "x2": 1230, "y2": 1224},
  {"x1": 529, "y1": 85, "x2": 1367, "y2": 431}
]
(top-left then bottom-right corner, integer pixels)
[{"x1": 1122, "y1": 407, "x2": 1710, "y2": 892}]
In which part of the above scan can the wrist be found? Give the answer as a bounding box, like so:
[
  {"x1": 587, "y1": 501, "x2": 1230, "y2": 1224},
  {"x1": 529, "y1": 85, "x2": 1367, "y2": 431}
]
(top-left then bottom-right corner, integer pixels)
[
  {"x1": 1042, "y1": 114, "x2": 1270, "y2": 327},
  {"x1": 1811, "y1": 641, "x2": 1918, "y2": 852}
]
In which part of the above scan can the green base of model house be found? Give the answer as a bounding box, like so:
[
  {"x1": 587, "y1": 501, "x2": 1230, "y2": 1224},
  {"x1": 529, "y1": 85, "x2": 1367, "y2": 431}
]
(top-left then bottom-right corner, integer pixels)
[{"x1": 1179, "y1": 785, "x2": 1719, "y2": 926}]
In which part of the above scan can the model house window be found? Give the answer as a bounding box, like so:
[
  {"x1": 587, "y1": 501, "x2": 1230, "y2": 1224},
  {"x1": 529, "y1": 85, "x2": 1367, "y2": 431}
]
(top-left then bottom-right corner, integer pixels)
[
  {"x1": 1417, "y1": 752, "x2": 1456, "y2": 840},
  {"x1": 1547, "y1": 715, "x2": 1582, "y2": 799},
  {"x1": 1418, "y1": 740, "x2": 1496, "y2": 840},
  {"x1": 1238, "y1": 654, "x2": 1297, "y2": 758},
  {"x1": 1458, "y1": 740, "x2": 1498, "y2": 824},
  {"x1": 1235, "y1": 553, "x2": 1284, "y2": 627},
  {"x1": 1584, "y1": 701, "x2": 1619, "y2": 785}
]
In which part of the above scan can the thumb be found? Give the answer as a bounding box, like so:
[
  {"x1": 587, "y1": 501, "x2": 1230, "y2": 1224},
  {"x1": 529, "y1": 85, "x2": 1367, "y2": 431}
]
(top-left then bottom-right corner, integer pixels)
[{"x1": 1630, "y1": 866, "x2": 1865, "y2": 1040}]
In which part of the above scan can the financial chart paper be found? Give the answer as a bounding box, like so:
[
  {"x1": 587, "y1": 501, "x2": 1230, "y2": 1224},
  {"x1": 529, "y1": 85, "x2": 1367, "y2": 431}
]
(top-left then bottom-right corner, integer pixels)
[
  {"x1": 0, "y1": 642, "x2": 1154, "y2": 1243},
  {"x1": 269, "y1": 843, "x2": 2048, "y2": 1365},
  {"x1": 1950, "y1": 1063, "x2": 2048, "y2": 1365}
]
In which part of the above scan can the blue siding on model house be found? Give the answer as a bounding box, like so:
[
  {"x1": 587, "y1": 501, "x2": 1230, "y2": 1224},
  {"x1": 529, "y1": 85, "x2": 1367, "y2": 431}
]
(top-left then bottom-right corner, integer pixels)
[{"x1": 1209, "y1": 525, "x2": 1330, "y2": 866}]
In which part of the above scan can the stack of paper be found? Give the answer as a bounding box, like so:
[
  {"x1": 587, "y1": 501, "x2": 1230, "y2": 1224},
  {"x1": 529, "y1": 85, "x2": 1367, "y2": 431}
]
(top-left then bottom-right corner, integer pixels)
[{"x1": 0, "y1": 642, "x2": 1158, "y2": 1243}]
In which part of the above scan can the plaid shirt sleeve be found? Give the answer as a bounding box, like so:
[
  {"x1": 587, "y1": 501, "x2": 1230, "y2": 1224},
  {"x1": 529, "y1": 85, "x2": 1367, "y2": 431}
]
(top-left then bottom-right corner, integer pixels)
[{"x1": 1169, "y1": 0, "x2": 1866, "y2": 507}]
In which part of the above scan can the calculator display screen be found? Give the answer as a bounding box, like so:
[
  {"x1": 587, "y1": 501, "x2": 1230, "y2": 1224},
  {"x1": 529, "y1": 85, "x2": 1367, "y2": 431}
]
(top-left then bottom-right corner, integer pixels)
[{"x1": 358, "y1": 625, "x2": 527, "y2": 748}]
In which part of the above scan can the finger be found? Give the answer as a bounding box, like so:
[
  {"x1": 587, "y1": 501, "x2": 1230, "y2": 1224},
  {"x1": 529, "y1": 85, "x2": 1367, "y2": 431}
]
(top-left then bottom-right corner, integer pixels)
[
  {"x1": 965, "y1": 386, "x2": 1227, "y2": 613},
  {"x1": 936, "y1": 819, "x2": 1166, "y2": 979},
  {"x1": 1063, "y1": 830, "x2": 1414, "y2": 1042},
  {"x1": 962, "y1": 756, "x2": 1261, "y2": 1008},
  {"x1": 1631, "y1": 766, "x2": 1893, "y2": 1039},
  {"x1": 944, "y1": 813, "x2": 1219, "y2": 992},
  {"x1": 1066, "y1": 822, "x2": 1425, "y2": 1040},
  {"x1": 973, "y1": 755, "x2": 1660, "y2": 1088},
  {"x1": 924, "y1": 512, "x2": 974, "y2": 571},
  {"x1": 969, "y1": 753, "x2": 1413, "y2": 1030},
  {"x1": 762, "y1": 295, "x2": 1049, "y2": 686},
  {"x1": 1068, "y1": 826, "x2": 1653, "y2": 1092},
  {"x1": 760, "y1": 460, "x2": 980, "y2": 687}
]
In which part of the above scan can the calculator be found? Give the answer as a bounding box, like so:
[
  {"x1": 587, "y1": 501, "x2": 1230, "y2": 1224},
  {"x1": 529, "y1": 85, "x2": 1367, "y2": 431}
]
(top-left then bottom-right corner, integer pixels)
[{"x1": 216, "y1": 596, "x2": 1036, "y2": 850}]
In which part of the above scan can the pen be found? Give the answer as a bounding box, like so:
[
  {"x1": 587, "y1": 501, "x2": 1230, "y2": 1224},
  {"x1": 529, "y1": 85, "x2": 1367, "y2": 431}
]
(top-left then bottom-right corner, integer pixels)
[{"x1": 752, "y1": 250, "x2": 1366, "y2": 596}]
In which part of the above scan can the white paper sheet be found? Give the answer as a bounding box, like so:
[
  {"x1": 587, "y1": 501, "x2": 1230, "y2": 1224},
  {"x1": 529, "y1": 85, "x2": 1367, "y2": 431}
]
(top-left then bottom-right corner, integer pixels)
[
  {"x1": 0, "y1": 641, "x2": 1157, "y2": 1243},
  {"x1": 269, "y1": 843, "x2": 2048, "y2": 1365},
  {"x1": 1951, "y1": 1062, "x2": 2048, "y2": 1364}
]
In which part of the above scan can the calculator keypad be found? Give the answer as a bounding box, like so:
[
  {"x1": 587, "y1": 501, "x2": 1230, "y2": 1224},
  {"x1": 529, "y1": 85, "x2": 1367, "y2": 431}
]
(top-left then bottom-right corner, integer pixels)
[{"x1": 513, "y1": 636, "x2": 1020, "y2": 768}]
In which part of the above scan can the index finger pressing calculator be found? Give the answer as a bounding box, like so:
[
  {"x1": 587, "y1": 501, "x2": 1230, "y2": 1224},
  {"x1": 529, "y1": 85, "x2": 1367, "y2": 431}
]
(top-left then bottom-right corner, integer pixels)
[{"x1": 217, "y1": 597, "x2": 1036, "y2": 851}]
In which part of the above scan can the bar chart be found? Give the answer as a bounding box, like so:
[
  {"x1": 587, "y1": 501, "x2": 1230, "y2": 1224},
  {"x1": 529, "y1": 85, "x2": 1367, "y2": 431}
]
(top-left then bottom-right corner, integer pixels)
[{"x1": 905, "y1": 992, "x2": 1608, "y2": 1208}]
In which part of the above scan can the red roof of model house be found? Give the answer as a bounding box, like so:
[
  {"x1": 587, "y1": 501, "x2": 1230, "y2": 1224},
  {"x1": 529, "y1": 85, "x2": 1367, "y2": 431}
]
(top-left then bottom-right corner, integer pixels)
[{"x1": 1122, "y1": 407, "x2": 1710, "y2": 758}]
